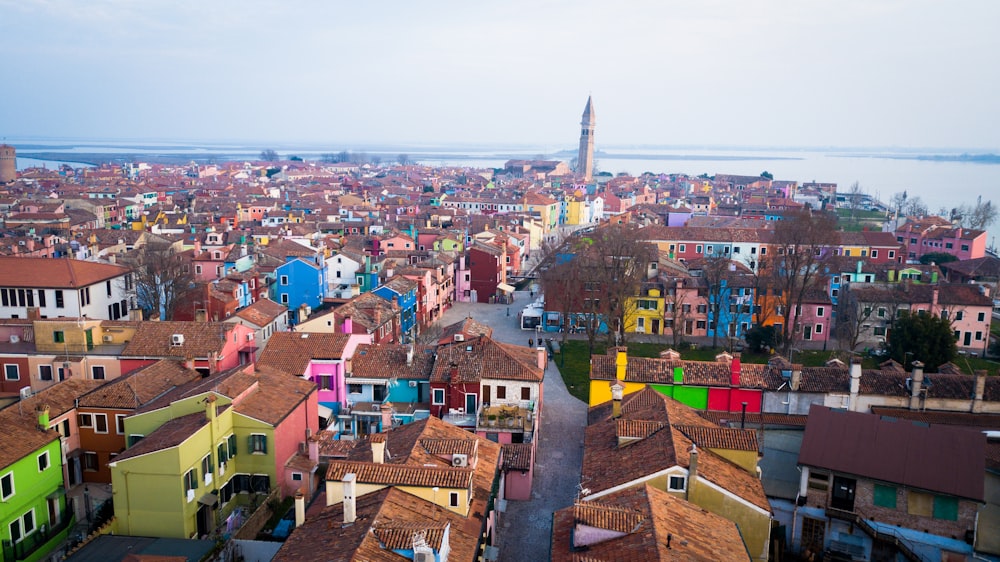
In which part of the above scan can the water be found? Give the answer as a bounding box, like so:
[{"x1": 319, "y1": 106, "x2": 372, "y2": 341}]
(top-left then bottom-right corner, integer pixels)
[{"x1": 12, "y1": 140, "x2": 1000, "y2": 247}]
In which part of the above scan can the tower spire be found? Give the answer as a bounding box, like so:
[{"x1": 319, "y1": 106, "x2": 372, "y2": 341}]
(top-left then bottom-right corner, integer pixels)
[{"x1": 577, "y1": 96, "x2": 596, "y2": 182}]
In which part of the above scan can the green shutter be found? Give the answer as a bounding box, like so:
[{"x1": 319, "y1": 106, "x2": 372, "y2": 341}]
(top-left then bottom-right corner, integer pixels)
[
  {"x1": 262, "y1": 436, "x2": 268, "y2": 455},
  {"x1": 873, "y1": 484, "x2": 897, "y2": 508},
  {"x1": 933, "y1": 496, "x2": 958, "y2": 521},
  {"x1": 229, "y1": 434, "x2": 237, "y2": 456},
  {"x1": 247, "y1": 435, "x2": 253, "y2": 453}
]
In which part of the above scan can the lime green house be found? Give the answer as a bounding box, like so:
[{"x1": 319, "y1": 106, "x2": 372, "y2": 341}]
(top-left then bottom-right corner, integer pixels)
[
  {"x1": 0, "y1": 406, "x2": 73, "y2": 562},
  {"x1": 109, "y1": 365, "x2": 318, "y2": 539}
]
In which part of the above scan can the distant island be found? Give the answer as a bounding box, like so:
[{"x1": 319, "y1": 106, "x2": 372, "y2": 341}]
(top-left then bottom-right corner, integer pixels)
[{"x1": 833, "y1": 153, "x2": 1000, "y2": 164}]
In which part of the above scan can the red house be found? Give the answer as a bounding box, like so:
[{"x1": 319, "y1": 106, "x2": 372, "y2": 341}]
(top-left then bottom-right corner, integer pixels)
[{"x1": 468, "y1": 241, "x2": 508, "y2": 303}]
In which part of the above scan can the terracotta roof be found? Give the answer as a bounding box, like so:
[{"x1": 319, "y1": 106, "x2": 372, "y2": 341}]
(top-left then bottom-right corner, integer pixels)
[
  {"x1": 256, "y1": 332, "x2": 350, "y2": 375},
  {"x1": 234, "y1": 367, "x2": 314, "y2": 425},
  {"x1": 232, "y1": 298, "x2": 287, "y2": 327},
  {"x1": 14, "y1": 378, "x2": 105, "y2": 418},
  {"x1": 0, "y1": 256, "x2": 129, "y2": 288},
  {"x1": 133, "y1": 364, "x2": 259, "y2": 415},
  {"x1": 0, "y1": 382, "x2": 90, "y2": 468},
  {"x1": 799, "y1": 404, "x2": 985, "y2": 501},
  {"x1": 351, "y1": 344, "x2": 436, "y2": 380},
  {"x1": 112, "y1": 410, "x2": 209, "y2": 463},
  {"x1": 431, "y1": 335, "x2": 543, "y2": 384},
  {"x1": 674, "y1": 425, "x2": 760, "y2": 452},
  {"x1": 501, "y1": 443, "x2": 533, "y2": 471},
  {"x1": 584, "y1": 387, "x2": 771, "y2": 512},
  {"x1": 78, "y1": 360, "x2": 200, "y2": 410},
  {"x1": 326, "y1": 460, "x2": 472, "y2": 489},
  {"x1": 590, "y1": 352, "x2": 770, "y2": 388},
  {"x1": 120, "y1": 321, "x2": 239, "y2": 358},
  {"x1": 437, "y1": 316, "x2": 493, "y2": 344},
  {"x1": 371, "y1": 520, "x2": 447, "y2": 550},
  {"x1": 551, "y1": 484, "x2": 750, "y2": 561},
  {"x1": 418, "y1": 438, "x2": 475, "y2": 457}
]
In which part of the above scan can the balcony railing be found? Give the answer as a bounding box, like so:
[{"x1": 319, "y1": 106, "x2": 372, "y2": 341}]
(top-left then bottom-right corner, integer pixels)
[{"x1": 2, "y1": 501, "x2": 75, "y2": 562}]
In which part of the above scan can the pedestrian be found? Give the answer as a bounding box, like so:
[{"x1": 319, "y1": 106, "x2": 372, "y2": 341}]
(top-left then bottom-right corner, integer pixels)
[{"x1": 529, "y1": 338, "x2": 534, "y2": 347}]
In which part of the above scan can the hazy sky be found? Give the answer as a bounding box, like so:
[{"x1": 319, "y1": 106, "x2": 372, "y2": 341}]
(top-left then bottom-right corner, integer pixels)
[{"x1": 2, "y1": 0, "x2": 998, "y2": 149}]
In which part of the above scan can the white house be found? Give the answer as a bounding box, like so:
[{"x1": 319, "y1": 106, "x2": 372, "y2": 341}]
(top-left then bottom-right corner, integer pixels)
[
  {"x1": 327, "y1": 251, "x2": 363, "y2": 299},
  {"x1": 0, "y1": 257, "x2": 136, "y2": 320}
]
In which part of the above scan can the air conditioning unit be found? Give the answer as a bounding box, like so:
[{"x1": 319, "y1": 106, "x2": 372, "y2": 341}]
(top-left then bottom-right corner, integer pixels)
[
  {"x1": 408, "y1": 381, "x2": 418, "y2": 388},
  {"x1": 19, "y1": 386, "x2": 32, "y2": 399},
  {"x1": 453, "y1": 334, "x2": 464, "y2": 342},
  {"x1": 9, "y1": 335, "x2": 19, "y2": 344},
  {"x1": 452, "y1": 453, "x2": 468, "y2": 467},
  {"x1": 372, "y1": 403, "x2": 382, "y2": 411},
  {"x1": 102, "y1": 335, "x2": 114, "y2": 343},
  {"x1": 414, "y1": 551, "x2": 433, "y2": 562},
  {"x1": 171, "y1": 334, "x2": 185, "y2": 345}
]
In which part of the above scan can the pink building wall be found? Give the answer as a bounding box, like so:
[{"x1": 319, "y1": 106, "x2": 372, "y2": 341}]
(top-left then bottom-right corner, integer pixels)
[{"x1": 276, "y1": 390, "x2": 319, "y2": 498}]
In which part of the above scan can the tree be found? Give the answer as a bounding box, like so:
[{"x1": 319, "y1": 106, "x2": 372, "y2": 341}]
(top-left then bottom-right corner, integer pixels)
[
  {"x1": 835, "y1": 283, "x2": 877, "y2": 353},
  {"x1": 121, "y1": 241, "x2": 197, "y2": 321},
  {"x1": 919, "y1": 252, "x2": 958, "y2": 265},
  {"x1": 769, "y1": 210, "x2": 839, "y2": 355},
  {"x1": 846, "y1": 181, "x2": 865, "y2": 223},
  {"x1": 259, "y1": 149, "x2": 279, "y2": 162},
  {"x1": 901, "y1": 196, "x2": 928, "y2": 218},
  {"x1": 746, "y1": 325, "x2": 781, "y2": 354},
  {"x1": 694, "y1": 253, "x2": 736, "y2": 349},
  {"x1": 663, "y1": 276, "x2": 693, "y2": 348},
  {"x1": 397, "y1": 154, "x2": 411, "y2": 166},
  {"x1": 588, "y1": 224, "x2": 657, "y2": 345},
  {"x1": 760, "y1": 171, "x2": 773, "y2": 180},
  {"x1": 954, "y1": 195, "x2": 998, "y2": 230},
  {"x1": 885, "y1": 310, "x2": 957, "y2": 371}
]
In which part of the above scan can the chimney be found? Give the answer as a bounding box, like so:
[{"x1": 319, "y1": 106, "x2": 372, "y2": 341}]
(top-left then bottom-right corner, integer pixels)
[
  {"x1": 537, "y1": 346, "x2": 546, "y2": 370},
  {"x1": 973, "y1": 370, "x2": 987, "y2": 414},
  {"x1": 184, "y1": 356, "x2": 195, "y2": 370},
  {"x1": 205, "y1": 394, "x2": 218, "y2": 423},
  {"x1": 686, "y1": 445, "x2": 698, "y2": 500},
  {"x1": 729, "y1": 353, "x2": 741, "y2": 387},
  {"x1": 849, "y1": 358, "x2": 862, "y2": 411},
  {"x1": 610, "y1": 381, "x2": 625, "y2": 418},
  {"x1": 909, "y1": 361, "x2": 925, "y2": 410},
  {"x1": 615, "y1": 347, "x2": 628, "y2": 381},
  {"x1": 790, "y1": 365, "x2": 802, "y2": 391},
  {"x1": 294, "y1": 489, "x2": 306, "y2": 527},
  {"x1": 308, "y1": 436, "x2": 319, "y2": 462},
  {"x1": 406, "y1": 345, "x2": 414, "y2": 366},
  {"x1": 36, "y1": 404, "x2": 50, "y2": 431},
  {"x1": 208, "y1": 352, "x2": 219, "y2": 374},
  {"x1": 342, "y1": 315, "x2": 353, "y2": 334},
  {"x1": 370, "y1": 434, "x2": 386, "y2": 464},
  {"x1": 380, "y1": 402, "x2": 393, "y2": 431},
  {"x1": 343, "y1": 473, "x2": 357, "y2": 525}
]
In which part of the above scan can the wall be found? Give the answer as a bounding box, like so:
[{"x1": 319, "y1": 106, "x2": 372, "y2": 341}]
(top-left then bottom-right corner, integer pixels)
[
  {"x1": 78, "y1": 406, "x2": 128, "y2": 483},
  {"x1": 689, "y1": 479, "x2": 772, "y2": 561}
]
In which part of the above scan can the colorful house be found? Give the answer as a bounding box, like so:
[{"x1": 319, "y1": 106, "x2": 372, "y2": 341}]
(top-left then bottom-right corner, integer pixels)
[
  {"x1": 372, "y1": 276, "x2": 418, "y2": 342},
  {"x1": 118, "y1": 321, "x2": 256, "y2": 375}
]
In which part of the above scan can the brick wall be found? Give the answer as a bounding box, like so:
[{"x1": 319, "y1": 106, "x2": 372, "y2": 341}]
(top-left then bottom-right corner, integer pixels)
[{"x1": 853, "y1": 480, "x2": 976, "y2": 541}]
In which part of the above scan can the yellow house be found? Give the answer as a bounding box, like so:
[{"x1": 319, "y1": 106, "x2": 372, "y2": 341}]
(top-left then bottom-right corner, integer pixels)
[
  {"x1": 565, "y1": 196, "x2": 585, "y2": 226},
  {"x1": 524, "y1": 192, "x2": 560, "y2": 232},
  {"x1": 624, "y1": 286, "x2": 664, "y2": 335}
]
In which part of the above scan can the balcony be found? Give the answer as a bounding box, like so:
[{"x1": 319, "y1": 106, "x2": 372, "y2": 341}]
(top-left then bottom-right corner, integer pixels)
[{"x1": 477, "y1": 403, "x2": 534, "y2": 435}]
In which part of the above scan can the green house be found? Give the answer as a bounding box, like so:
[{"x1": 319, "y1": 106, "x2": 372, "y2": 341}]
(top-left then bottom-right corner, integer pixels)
[{"x1": 0, "y1": 406, "x2": 73, "y2": 562}]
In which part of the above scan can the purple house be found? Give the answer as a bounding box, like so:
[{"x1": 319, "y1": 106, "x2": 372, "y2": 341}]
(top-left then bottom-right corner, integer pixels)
[{"x1": 256, "y1": 321, "x2": 371, "y2": 417}]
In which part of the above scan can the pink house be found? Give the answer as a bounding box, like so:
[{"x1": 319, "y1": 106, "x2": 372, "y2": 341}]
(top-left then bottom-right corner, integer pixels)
[
  {"x1": 895, "y1": 217, "x2": 988, "y2": 262},
  {"x1": 788, "y1": 289, "x2": 834, "y2": 347},
  {"x1": 119, "y1": 321, "x2": 257, "y2": 375}
]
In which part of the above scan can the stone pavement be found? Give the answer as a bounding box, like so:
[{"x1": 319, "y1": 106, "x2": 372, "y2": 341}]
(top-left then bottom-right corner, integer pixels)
[{"x1": 438, "y1": 292, "x2": 588, "y2": 562}]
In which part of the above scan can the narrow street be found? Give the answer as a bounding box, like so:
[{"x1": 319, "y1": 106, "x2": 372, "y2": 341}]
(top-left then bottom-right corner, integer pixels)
[{"x1": 438, "y1": 292, "x2": 588, "y2": 561}]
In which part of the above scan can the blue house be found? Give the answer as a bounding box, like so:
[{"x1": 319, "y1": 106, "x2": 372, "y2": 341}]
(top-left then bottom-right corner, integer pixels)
[
  {"x1": 373, "y1": 276, "x2": 419, "y2": 343},
  {"x1": 272, "y1": 256, "x2": 326, "y2": 322},
  {"x1": 706, "y1": 278, "x2": 755, "y2": 342},
  {"x1": 336, "y1": 344, "x2": 435, "y2": 438}
]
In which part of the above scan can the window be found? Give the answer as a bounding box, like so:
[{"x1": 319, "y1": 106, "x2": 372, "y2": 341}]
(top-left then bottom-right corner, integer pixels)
[
  {"x1": 801, "y1": 517, "x2": 825, "y2": 553},
  {"x1": 807, "y1": 470, "x2": 829, "y2": 492},
  {"x1": 449, "y1": 492, "x2": 460, "y2": 507},
  {"x1": 249, "y1": 434, "x2": 267, "y2": 454},
  {"x1": 55, "y1": 290, "x2": 64, "y2": 308},
  {"x1": 184, "y1": 468, "x2": 199, "y2": 493},
  {"x1": 815, "y1": 324, "x2": 823, "y2": 334},
  {"x1": 432, "y1": 388, "x2": 445, "y2": 405},
  {"x1": 907, "y1": 490, "x2": 933, "y2": 517},
  {"x1": 816, "y1": 307, "x2": 825, "y2": 317},
  {"x1": 979, "y1": 312, "x2": 986, "y2": 322},
  {"x1": 877, "y1": 307, "x2": 886, "y2": 318},
  {"x1": 202, "y1": 454, "x2": 214, "y2": 484},
  {"x1": 218, "y1": 442, "x2": 229, "y2": 464},
  {"x1": 696, "y1": 304, "x2": 707, "y2": 314},
  {"x1": 280, "y1": 275, "x2": 289, "y2": 286},
  {"x1": 933, "y1": 496, "x2": 958, "y2": 521},
  {"x1": 292, "y1": 472, "x2": 303, "y2": 481},
  {"x1": 4, "y1": 364, "x2": 18, "y2": 381},
  {"x1": 92, "y1": 365, "x2": 106, "y2": 380},
  {"x1": 78, "y1": 413, "x2": 93, "y2": 428},
  {"x1": 874, "y1": 484, "x2": 897, "y2": 508},
  {"x1": 280, "y1": 293, "x2": 288, "y2": 304},
  {"x1": 695, "y1": 245, "x2": 703, "y2": 254},
  {"x1": 976, "y1": 331, "x2": 983, "y2": 341},
  {"x1": 521, "y1": 387, "x2": 530, "y2": 400},
  {"x1": 1, "y1": 472, "x2": 13, "y2": 500},
  {"x1": 962, "y1": 244, "x2": 969, "y2": 252},
  {"x1": 83, "y1": 452, "x2": 99, "y2": 471},
  {"x1": 9, "y1": 520, "x2": 21, "y2": 544},
  {"x1": 955, "y1": 311, "x2": 964, "y2": 321},
  {"x1": 348, "y1": 384, "x2": 362, "y2": 394},
  {"x1": 874, "y1": 326, "x2": 887, "y2": 336},
  {"x1": 871, "y1": 250, "x2": 878, "y2": 258},
  {"x1": 228, "y1": 434, "x2": 238, "y2": 457},
  {"x1": 94, "y1": 414, "x2": 108, "y2": 433},
  {"x1": 496, "y1": 386, "x2": 507, "y2": 400},
  {"x1": 37, "y1": 451, "x2": 49, "y2": 472},
  {"x1": 678, "y1": 244, "x2": 686, "y2": 252},
  {"x1": 127, "y1": 434, "x2": 144, "y2": 447},
  {"x1": 116, "y1": 414, "x2": 126, "y2": 434},
  {"x1": 668, "y1": 476, "x2": 686, "y2": 491},
  {"x1": 54, "y1": 330, "x2": 64, "y2": 343}
]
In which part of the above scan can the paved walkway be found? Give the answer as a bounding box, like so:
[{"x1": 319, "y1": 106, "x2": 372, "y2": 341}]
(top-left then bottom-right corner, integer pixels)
[{"x1": 438, "y1": 291, "x2": 588, "y2": 562}]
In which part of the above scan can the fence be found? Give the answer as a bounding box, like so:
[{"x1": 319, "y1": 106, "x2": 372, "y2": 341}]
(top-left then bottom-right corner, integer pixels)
[{"x1": 232, "y1": 488, "x2": 281, "y2": 541}]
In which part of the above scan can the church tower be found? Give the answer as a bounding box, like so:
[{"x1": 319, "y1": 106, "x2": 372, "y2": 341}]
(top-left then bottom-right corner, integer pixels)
[
  {"x1": 577, "y1": 96, "x2": 596, "y2": 182},
  {"x1": 0, "y1": 145, "x2": 15, "y2": 184}
]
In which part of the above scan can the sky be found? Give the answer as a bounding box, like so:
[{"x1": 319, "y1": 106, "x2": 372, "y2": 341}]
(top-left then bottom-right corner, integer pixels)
[{"x1": 1, "y1": 0, "x2": 999, "y2": 150}]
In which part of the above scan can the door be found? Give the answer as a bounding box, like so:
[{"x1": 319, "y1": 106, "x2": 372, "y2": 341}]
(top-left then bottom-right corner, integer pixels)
[
  {"x1": 964, "y1": 332, "x2": 972, "y2": 346},
  {"x1": 465, "y1": 393, "x2": 477, "y2": 415},
  {"x1": 483, "y1": 385, "x2": 491, "y2": 405},
  {"x1": 651, "y1": 319, "x2": 660, "y2": 334},
  {"x1": 637, "y1": 317, "x2": 645, "y2": 333},
  {"x1": 831, "y1": 476, "x2": 857, "y2": 511},
  {"x1": 803, "y1": 325, "x2": 812, "y2": 340},
  {"x1": 196, "y1": 503, "x2": 213, "y2": 538}
]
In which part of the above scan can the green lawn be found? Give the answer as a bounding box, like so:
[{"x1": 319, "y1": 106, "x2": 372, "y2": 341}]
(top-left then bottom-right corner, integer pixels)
[{"x1": 553, "y1": 340, "x2": 970, "y2": 403}]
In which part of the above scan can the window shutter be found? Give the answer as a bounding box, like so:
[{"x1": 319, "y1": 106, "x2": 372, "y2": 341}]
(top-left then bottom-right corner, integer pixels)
[
  {"x1": 263, "y1": 436, "x2": 268, "y2": 455},
  {"x1": 229, "y1": 434, "x2": 237, "y2": 456},
  {"x1": 247, "y1": 435, "x2": 253, "y2": 453}
]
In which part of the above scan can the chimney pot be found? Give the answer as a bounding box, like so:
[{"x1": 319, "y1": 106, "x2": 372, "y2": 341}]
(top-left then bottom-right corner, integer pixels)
[{"x1": 343, "y1": 473, "x2": 357, "y2": 525}]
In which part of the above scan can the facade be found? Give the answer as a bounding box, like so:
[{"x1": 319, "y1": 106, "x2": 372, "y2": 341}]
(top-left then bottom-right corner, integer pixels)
[
  {"x1": 0, "y1": 257, "x2": 135, "y2": 321},
  {"x1": 224, "y1": 297, "x2": 288, "y2": 350}
]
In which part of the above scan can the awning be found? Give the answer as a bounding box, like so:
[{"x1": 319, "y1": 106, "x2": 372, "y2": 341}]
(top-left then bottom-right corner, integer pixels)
[
  {"x1": 199, "y1": 493, "x2": 218, "y2": 507},
  {"x1": 317, "y1": 404, "x2": 333, "y2": 420},
  {"x1": 497, "y1": 283, "x2": 516, "y2": 293}
]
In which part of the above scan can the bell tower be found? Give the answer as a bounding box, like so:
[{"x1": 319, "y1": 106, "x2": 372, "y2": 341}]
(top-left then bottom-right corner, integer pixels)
[{"x1": 577, "y1": 97, "x2": 596, "y2": 182}]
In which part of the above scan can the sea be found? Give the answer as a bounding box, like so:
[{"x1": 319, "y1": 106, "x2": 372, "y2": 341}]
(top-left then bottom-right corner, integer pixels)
[{"x1": 12, "y1": 140, "x2": 1000, "y2": 249}]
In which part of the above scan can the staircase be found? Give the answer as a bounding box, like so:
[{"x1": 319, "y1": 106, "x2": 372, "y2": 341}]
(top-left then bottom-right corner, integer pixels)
[{"x1": 826, "y1": 506, "x2": 926, "y2": 562}]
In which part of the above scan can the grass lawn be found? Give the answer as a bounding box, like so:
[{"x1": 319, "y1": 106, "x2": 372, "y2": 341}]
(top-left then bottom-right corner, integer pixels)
[{"x1": 553, "y1": 339, "x2": 977, "y2": 403}]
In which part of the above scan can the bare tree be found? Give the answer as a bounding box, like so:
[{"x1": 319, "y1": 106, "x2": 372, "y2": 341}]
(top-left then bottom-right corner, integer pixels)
[
  {"x1": 397, "y1": 154, "x2": 411, "y2": 166},
  {"x1": 589, "y1": 224, "x2": 657, "y2": 345},
  {"x1": 663, "y1": 276, "x2": 693, "y2": 348},
  {"x1": 835, "y1": 283, "x2": 876, "y2": 353},
  {"x1": 769, "y1": 210, "x2": 839, "y2": 355},
  {"x1": 693, "y1": 252, "x2": 736, "y2": 349},
  {"x1": 847, "y1": 181, "x2": 865, "y2": 223},
  {"x1": 259, "y1": 149, "x2": 279, "y2": 162},
  {"x1": 954, "y1": 195, "x2": 998, "y2": 230},
  {"x1": 901, "y1": 196, "x2": 928, "y2": 218},
  {"x1": 121, "y1": 242, "x2": 197, "y2": 321}
]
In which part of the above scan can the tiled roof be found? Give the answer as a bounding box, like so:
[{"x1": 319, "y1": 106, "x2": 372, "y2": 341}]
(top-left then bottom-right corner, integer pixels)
[
  {"x1": 591, "y1": 352, "x2": 770, "y2": 388},
  {"x1": 430, "y1": 336, "x2": 542, "y2": 384},
  {"x1": 501, "y1": 443, "x2": 532, "y2": 471},
  {"x1": 437, "y1": 316, "x2": 493, "y2": 344},
  {"x1": 325, "y1": 460, "x2": 472, "y2": 489},
  {"x1": 351, "y1": 344, "x2": 436, "y2": 380},
  {"x1": 0, "y1": 256, "x2": 129, "y2": 288},
  {"x1": 371, "y1": 520, "x2": 446, "y2": 550},
  {"x1": 256, "y1": 332, "x2": 350, "y2": 375},
  {"x1": 133, "y1": 364, "x2": 259, "y2": 415},
  {"x1": 78, "y1": 360, "x2": 200, "y2": 410},
  {"x1": 551, "y1": 484, "x2": 750, "y2": 561},
  {"x1": 584, "y1": 387, "x2": 770, "y2": 512},
  {"x1": 418, "y1": 438, "x2": 475, "y2": 457},
  {"x1": 616, "y1": 419, "x2": 668, "y2": 441},
  {"x1": 120, "y1": 321, "x2": 238, "y2": 358},
  {"x1": 232, "y1": 298, "x2": 287, "y2": 327},
  {"x1": 15, "y1": 378, "x2": 105, "y2": 418},
  {"x1": 234, "y1": 367, "x2": 314, "y2": 425},
  {"x1": 112, "y1": 410, "x2": 209, "y2": 463},
  {"x1": 674, "y1": 425, "x2": 759, "y2": 452}
]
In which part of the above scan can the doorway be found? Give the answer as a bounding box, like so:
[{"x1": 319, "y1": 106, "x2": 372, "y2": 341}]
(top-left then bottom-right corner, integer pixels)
[{"x1": 831, "y1": 476, "x2": 857, "y2": 512}]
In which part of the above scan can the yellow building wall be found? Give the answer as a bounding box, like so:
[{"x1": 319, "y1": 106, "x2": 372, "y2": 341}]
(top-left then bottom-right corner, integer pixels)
[
  {"x1": 33, "y1": 320, "x2": 104, "y2": 353},
  {"x1": 689, "y1": 481, "x2": 771, "y2": 562},
  {"x1": 588, "y1": 378, "x2": 647, "y2": 407},
  {"x1": 565, "y1": 200, "x2": 583, "y2": 225},
  {"x1": 325, "y1": 480, "x2": 470, "y2": 516},
  {"x1": 707, "y1": 448, "x2": 760, "y2": 475}
]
